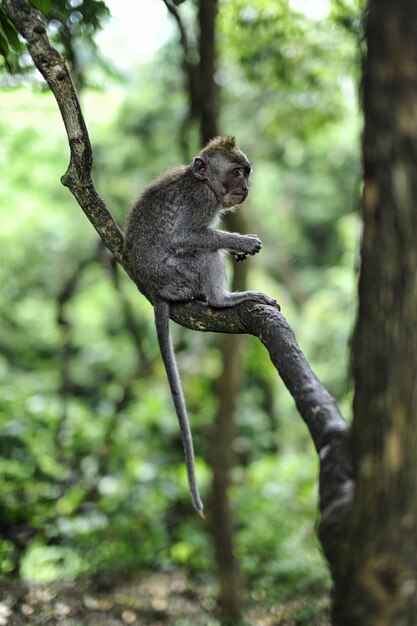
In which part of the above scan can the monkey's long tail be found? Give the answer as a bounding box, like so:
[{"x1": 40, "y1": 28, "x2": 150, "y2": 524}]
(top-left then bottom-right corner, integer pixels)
[{"x1": 153, "y1": 297, "x2": 204, "y2": 517}]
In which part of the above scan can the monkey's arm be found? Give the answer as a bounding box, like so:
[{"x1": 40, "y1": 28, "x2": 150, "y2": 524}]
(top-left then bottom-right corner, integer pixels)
[{"x1": 172, "y1": 228, "x2": 262, "y2": 256}]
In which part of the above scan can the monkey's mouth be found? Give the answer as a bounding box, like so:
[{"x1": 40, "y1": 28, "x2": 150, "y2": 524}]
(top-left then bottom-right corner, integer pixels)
[
  {"x1": 222, "y1": 191, "x2": 248, "y2": 209},
  {"x1": 230, "y1": 192, "x2": 247, "y2": 202}
]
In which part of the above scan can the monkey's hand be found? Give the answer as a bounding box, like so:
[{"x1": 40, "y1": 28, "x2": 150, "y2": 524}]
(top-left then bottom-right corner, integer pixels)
[
  {"x1": 232, "y1": 252, "x2": 248, "y2": 262},
  {"x1": 236, "y1": 234, "x2": 263, "y2": 256}
]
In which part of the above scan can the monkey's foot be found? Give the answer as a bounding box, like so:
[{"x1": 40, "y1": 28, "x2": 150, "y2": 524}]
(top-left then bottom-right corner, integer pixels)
[{"x1": 251, "y1": 292, "x2": 279, "y2": 308}]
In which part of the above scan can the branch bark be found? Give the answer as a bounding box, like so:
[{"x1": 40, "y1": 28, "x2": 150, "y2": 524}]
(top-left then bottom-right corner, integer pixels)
[
  {"x1": 171, "y1": 300, "x2": 353, "y2": 512},
  {"x1": 4, "y1": 0, "x2": 353, "y2": 567}
]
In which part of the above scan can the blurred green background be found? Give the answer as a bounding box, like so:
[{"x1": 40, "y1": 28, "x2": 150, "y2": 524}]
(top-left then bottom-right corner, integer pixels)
[{"x1": 0, "y1": 0, "x2": 362, "y2": 621}]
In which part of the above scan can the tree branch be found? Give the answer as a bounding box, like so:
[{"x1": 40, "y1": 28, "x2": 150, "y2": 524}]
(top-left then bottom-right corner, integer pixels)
[
  {"x1": 161, "y1": 0, "x2": 191, "y2": 59},
  {"x1": 161, "y1": 0, "x2": 201, "y2": 160},
  {"x1": 4, "y1": 0, "x2": 353, "y2": 559},
  {"x1": 170, "y1": 300, "x2": 353, "y2": 518},
  {"x1": 3, "y1": 0, "x2": 125, "y2": 266}
]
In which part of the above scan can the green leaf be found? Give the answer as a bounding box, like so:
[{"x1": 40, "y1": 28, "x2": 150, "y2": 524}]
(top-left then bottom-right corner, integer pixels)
[
  {"x1": 0, "y1": 27, "x2": 10, "y2": 62},
  {"x1": 29, "y1": 0, "x2": 53, "y2": 13},
  {"x1": 0, "y1": 7, "x2": 20, "y2": 51}
]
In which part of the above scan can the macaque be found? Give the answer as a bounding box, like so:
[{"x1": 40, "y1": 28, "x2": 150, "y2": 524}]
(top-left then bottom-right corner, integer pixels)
[{"x1": 124, "y1": 136, "x2": 276, "y2": 515}]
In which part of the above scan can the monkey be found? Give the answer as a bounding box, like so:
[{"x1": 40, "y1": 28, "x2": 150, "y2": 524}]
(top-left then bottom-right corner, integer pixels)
[{"x1": 124, "y1": 136, "x2": 276, "y2": 517}]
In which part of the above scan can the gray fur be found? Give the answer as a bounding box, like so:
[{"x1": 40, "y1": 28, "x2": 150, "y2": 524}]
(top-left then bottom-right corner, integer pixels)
[{"x1": 124, "y1": 137, "x2": 276, "y2": 515}]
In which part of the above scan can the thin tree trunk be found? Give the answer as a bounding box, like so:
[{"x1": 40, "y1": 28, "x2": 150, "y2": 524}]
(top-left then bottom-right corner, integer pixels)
[
  {"x1": 197, "y1": 1, "x2": 244, "y2": 619},
  {"x1": 333, "y1": 1, "x2": 417, "y2": 623},
  {"x1": 198, "y1": 0, "x2": 218, "y2": 145},
  {"x1": 210, "y1": 331, "x2": 244, "y2": 621},
  {"x1": 209, "y1": 230, "x2": 248, "y2": 622}
]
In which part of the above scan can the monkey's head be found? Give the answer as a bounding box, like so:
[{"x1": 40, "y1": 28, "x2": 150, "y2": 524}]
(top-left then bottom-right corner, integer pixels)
[{"x1": 192, "y1": 136, "x2": 252, "y2": 209}]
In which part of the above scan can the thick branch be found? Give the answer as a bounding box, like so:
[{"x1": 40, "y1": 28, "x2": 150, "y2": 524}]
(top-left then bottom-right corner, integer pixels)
[
  {"x1": 171, "y1": 300, "x2": 353, "y2": 520},
  {"x1": 5, "y1": 0, "x2": 353, "y2": 559}
]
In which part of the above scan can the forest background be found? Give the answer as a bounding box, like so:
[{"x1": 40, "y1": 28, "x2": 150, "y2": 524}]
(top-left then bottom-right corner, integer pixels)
[{"x1": 0, "y1": 0, "x2": 362, "y2": 624}]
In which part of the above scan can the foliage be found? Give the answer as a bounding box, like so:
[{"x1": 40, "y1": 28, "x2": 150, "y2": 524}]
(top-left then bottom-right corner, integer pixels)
[
  {"x1": 219, "y1": 0, "x2": 359, "y2": 141},
  {"x1": 0, "y1": 0, "x2": 361, "y2": 617},
  {"x1": 0, "y1": 0, "x2": 109, "y2": 82}
]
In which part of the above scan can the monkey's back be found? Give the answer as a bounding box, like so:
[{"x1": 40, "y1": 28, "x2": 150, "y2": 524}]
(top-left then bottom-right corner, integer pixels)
[{"x1": 123, "y1": 164, "x2": 216, "y2": 301}]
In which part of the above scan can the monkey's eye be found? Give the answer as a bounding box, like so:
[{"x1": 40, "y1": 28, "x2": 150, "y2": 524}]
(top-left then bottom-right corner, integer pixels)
[{"x1": 231, "y1": 168, "x2": 240, "y2": 177}]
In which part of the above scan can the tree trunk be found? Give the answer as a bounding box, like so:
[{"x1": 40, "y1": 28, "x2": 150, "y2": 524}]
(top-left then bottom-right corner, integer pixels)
[
  {"x1": 197, "y1": 1, "x2": 244, "y2": 620},
  {"x1": 198, "y1": 0, "x2": 218, "y2": 145},
  {"x1": 333, "y1": 1, "x2": 417, "y2": 623},
  {"x1": 209, "y1": 231, "x2": 249, "y2": 622},
  {"x1": 210, "y1": 331, "x2": 244, "y2": 621}
]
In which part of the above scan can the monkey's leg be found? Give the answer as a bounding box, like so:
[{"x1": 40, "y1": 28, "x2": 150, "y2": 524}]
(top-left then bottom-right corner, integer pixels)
[
  {"x1": 210, "y1": 290, "x2": 277, "y2": 307},
  {"x1": 201, "y1": 252, "x2": 277, "y2": 308},
  {"x1": 155, "y1": 257, "x2": 201, "y2": 302}
]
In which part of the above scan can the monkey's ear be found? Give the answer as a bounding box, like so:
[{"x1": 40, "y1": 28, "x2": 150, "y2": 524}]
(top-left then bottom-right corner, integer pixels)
[{"x1": 192, "y1": 156, "x2": 208, "y2": 180}]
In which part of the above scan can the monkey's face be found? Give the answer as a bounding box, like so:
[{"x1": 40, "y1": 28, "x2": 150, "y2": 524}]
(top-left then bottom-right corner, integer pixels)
[
  {"x1": 192, "y1": 147, "x2": 252, "y2": 209},
  {"x1": 221, "y1": 164, "x2": 251, "y2": 209}
]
